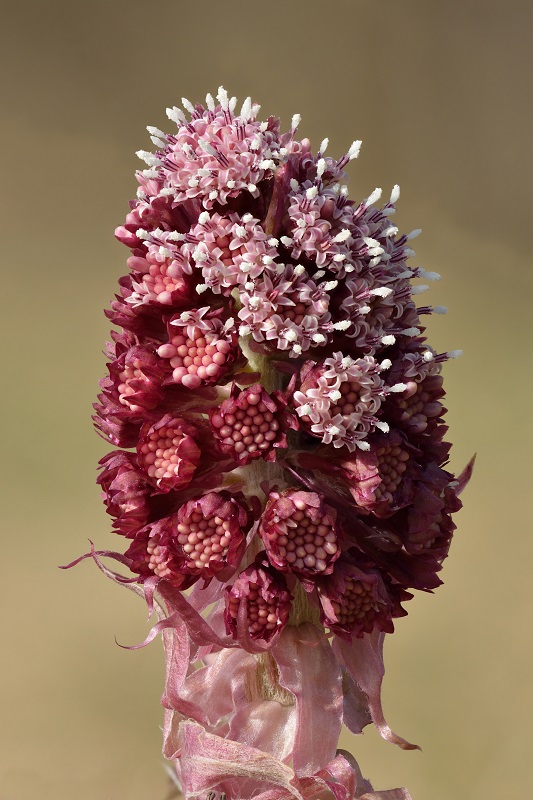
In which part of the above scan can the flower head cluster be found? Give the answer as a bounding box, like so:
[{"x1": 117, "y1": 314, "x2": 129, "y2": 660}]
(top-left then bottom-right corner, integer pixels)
[{"x1": 92, "y1": 88, "x2": 472, "y2": 799}]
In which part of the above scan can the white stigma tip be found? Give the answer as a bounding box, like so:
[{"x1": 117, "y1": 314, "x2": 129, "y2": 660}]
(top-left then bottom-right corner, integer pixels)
[
  {"x1": 294, "y1": 265, "x2": 305, "y2": 276},
  {"x1": 402, "y1": 327, "x2": 421, "y2": 337},
  {"x1": 411, "y1": 284, "x2": 429, "y2": 295},
  {"x1": 306, "y1": 186, "x2": 319, "y2": 200},
  {"x1": 312, "y1": 333, "x2": 327, "y2": 344},
  {"x1": 422, "y1": 350, "x2": 434, "y2": 362},
  {"x1": 196, "y1": 284, "x2": 209, "y2": 294},
  {"x1": 370, "y1": 287, "x2": 393, "y2": 298},
  {"x1": 380, "y1": 359, "x2": 392, "y2": 370},
  {"x1": 205, "y1": 93, "x2": 215, "y2": 112},
  {"x1": 240, "y1": 96, "x2": 252, "y2": 120},
  {"x1": 216, "y1": 86, "x2": 229, "y2": 111},
  {"x1": 260, "y1": 159, "x2": 275, "y2": 170},
  {"x1": 433, "y1": 306, "x2": 448, "y2": 314},
  {"x1": 198, "y1": 211, "x2": 210, "y2": 225},
  {"x1": 447, "y1": 349, "x2": 463, "y2": 359},
  {"x1": 181, "y1": 97, "x2": 195, "y2": 114},
  {"x1": 290, "y1": 178, "x2": 300, "y2": 192},
  {"x1": 334, "y1": 228, "x2": 351, "y2": 243},
  {"x1": 390, "y1": 185, "x2": 400, "y2": 203},
  {"x1": 316, "y1": 158, "x2": 327, "y2": 179},
  {"x1": 291, "y1": 113, "x2": 302, "y2": 131},
  {"x1": 323, "y1": 280, "x2": 338, "y2": 291},
  {"x1": 376, "y1": 421, "x2": 390, "y2": 433},
  {"x1": 298, "y1": 404, "x2": 312, "y2": 416},
  {"x1": 356, "y1": 440, "x2": 371, "y2": 451},
  {"x1": 166, "y1": 106, "x2": 185, "y2": 124},
  {"x1": 281, "y1": 236, "x2": 293, "y2": 247},
  {"x1": 389, "y1": 383, "x2": 407, "y2": 393},
  {"x1": 422, "y1": 270, "x2": 441, "y2": 281},
  {"x1": 319, "y1": 138, "x2": 329, "y2": 155},
  {"x1": 381, "y1": 335, "x2": 396, "y2": 346},
  {"x1": 347, "y1": 140, "x2": 362, "y2": 160},
  {"x1": 366, "y1": 187, "x2": 383, "y2": 206},
  {"x1": 333, "y1": 321, "x2": 351, "y2": 331},
  {"x1": 407, "y1": 228, "x2": 422, "y2": 240}
]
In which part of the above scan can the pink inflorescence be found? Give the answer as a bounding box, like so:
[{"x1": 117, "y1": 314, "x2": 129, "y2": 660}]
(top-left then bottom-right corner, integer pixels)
[{"x1": 92, "y1": 87, "x2": 471, "y2": 799}]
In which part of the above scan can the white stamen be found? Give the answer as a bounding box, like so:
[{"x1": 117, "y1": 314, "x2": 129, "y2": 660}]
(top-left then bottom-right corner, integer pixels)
[
  {"x1": 298, "y1": 404, "x2": 312, "y2": 416},
  {"x1": 259, "y1": 121, "x2": 268, "y2": 132},
  {"x1": 136, "y1": 229, "x2": 151, "y2": 240},
  {"x1": 260, "y1": 159, "x2": 275, "y2": 170},
  {"x1": 247, "y1": 183, "x2": 257, "y2": 193},
  {"x1": 167, "y1": 231, "x2": 185, "y2": 241},
  {"x1": 158, "y1": 246, "x2": 173, "y2": 259},
  {"x1": 314, "y1": 270, "x2": 326, "y2": 279},
  {"x1": 380, "y1": 359, "x2": 392, "y2": 370},
  {"x1": 447, "y1": 349, "x2": 463, "y2": 359},
  {"x1": 209, "y1": 190, "x2": 218, "y2": 200},
  {"x1": 159, "y1": 188, "x2": 174, "y2": 197},
  {"x1": 262, "y1": 255, "x2": 274, "y2": 266},
  {"x1": 375, "y1": 421, "x2": 390, "y2": 433},
  {"x1": 383, "y1": 226, "x2": 399, "y2": 237},
  {"x1": 347, "y1": 140, "x2": 362, "y2": 160},
  {"x1": 411, "y1": 285, "x2": 429, "y2": 295},
  {"x1": 294, "y1": 265, "x2": 305, "y2": 276},
  {"x1": 328, "y1": 390, "x2": 342, "y2": 402},
  {"x1": 239, "y1": 325, "x2": 251, "y2": 336},
  {"x1": 407, "y1": 228, "x2": 422, "y2": 240},
  {"x1": 319, "y1": 138, "x2": 329, "y2": 155},
  {"x1": 198, "y1": 211, "x2": 210, "y2": 225},
  {"x1": 323, "y1": 280, "x2": 338, "y2": 291},
  {"x1": 235, "y1": 225, "x2": 247, "y2": 238},
  {"x1": 360, "y1": 305, "x2": 371, "y2": 314},
  {"x1": 227, "y1": 180, "x2": 236, "y2": 189},
  {"x1": 136, "y1": 188, "x2": 146, "y2": 200},
  {"x1": 197, "y1": 168, "x2": 212, "y2": 177},
  {"x1": 402, "y1": 327, "x2": 421, "y2": 336},
  {"x1": 433, "y1": 306, "x2": 448, "y2": 314},
  {"x1": 244, "y1": 282, "x2": 254, "y2": 291},
  {"x1": 291, "y1": 113, "x2": 301, "y2": 131},
  {"x1": 149, "y1": 135, "x2": 166, "y2": 148},
  {"x1": 333, "y1": 253, "x2": 346, "y2": 262},
  {"x1": 306, "y1": 186, "x2": 318, "y2": 200},
  {"x1": 422, "y1": 351, "x2": 434, "y2": 362},
  {"x1": 365, "y1": 187, "x2": 383, "y2": 206},
  {"x1": 205, "y1": 93, "x2": 215, "y2": 111},
  {"x1": 390, "y1": 184, "x2": 400, "y2": 203},
  {"x1": 381, "y1": 335, "x2": 396, "y2": 346},
  {"x1": 292, "y1": 344, "x2": 303, "y2": 355},
  {"x1": 166, "y1": 106, "x2": 185, "y2": 124},
  {"x1": 196, "y1": 284, "x2": 209, "y2": 294},
  {"x1": 281, "y1": 236, "x2": 293, "y2": 247},
  {"x1": 268, "y1": 238, "x2": 279, "y2": 247},
  {"x1": 312, "y1": 333, "x2": 327, "y2": 344},
  {"x1": 404, "y1": 247, "x2": 416, "y2": 258},
  {"x1": 370, "y1": 287, "x2": 393, "y2": 298},
  {"x1": 333, "y1": 228, "x2": 351, "y2": 243},
  {"x1": 328, "y1": 425, "x2": 341, "y2": 436},
  {"x1": 290, "y1": 179, "x2": 300, "y2": 192},
  {"x1": 296, "y1": 218, "x2": 306, "y2": 228},
  {"x1": 389, "y1": 383, "x2": 407, "y2": 393},
  {"x1": 229, "y1": 96, "x2": 238, "y2": 114}
]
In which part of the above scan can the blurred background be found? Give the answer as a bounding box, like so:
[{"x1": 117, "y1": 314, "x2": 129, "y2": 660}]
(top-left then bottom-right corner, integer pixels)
[{"x1": 1, "y1": 1, "x2": 531, "y2": 798}]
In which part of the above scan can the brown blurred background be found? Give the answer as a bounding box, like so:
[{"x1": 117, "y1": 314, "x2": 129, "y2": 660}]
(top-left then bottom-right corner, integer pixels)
[{"x1": 1, "y1": 1, "x2": 531, "y2": 798}]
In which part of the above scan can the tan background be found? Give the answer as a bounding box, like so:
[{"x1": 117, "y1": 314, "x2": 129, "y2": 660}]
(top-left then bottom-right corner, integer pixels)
[{"x1": 1, "y1": 1, "x2": 531, "y2": 798}]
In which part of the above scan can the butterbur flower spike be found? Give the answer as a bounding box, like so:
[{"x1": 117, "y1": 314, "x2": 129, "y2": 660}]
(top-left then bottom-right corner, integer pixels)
[{"x1": 85, "y1": 87, "x2": 472, "y2": 799}]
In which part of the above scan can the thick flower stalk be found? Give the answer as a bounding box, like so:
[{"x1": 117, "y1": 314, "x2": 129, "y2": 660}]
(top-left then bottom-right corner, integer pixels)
[{"x1": 89, "y1": 87, "x2": 473, "y2": 799}]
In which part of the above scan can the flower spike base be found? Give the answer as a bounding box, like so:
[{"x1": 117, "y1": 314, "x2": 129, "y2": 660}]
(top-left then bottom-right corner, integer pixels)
[{"x1": 88, "y1": 87, "x2": 472, "y2": 799}]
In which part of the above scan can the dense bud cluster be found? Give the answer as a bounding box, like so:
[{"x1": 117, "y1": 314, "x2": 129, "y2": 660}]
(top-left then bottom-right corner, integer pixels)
[{"x1": 91, "y1": 88, "x2": 471, "y2": 799}]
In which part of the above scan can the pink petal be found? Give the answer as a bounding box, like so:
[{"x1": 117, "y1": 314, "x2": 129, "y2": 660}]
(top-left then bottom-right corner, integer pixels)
[
  {"x1": 333, "y1": 633, "x2": 419, "y2": 751},
  {"x1": 178, "y1": 720, "x2": 303, "y2": 799},
  {"x1": 272, "y1": 623, "x2": 343, "y2": 775},
  {"x1": 228, "y1": 700, "x2": 298, "y2": 763}
]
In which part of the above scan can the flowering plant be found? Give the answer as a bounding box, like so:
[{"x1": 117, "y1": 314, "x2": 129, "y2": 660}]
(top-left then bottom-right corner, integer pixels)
[{"x1": 79, "y1": 87, "x2": 473, "y2": 799}]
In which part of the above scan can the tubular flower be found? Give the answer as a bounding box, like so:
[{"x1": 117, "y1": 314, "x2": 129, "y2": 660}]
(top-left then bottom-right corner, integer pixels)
[{"x1": 88, "y1": 88, "x2": 472, "y2": 799}]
